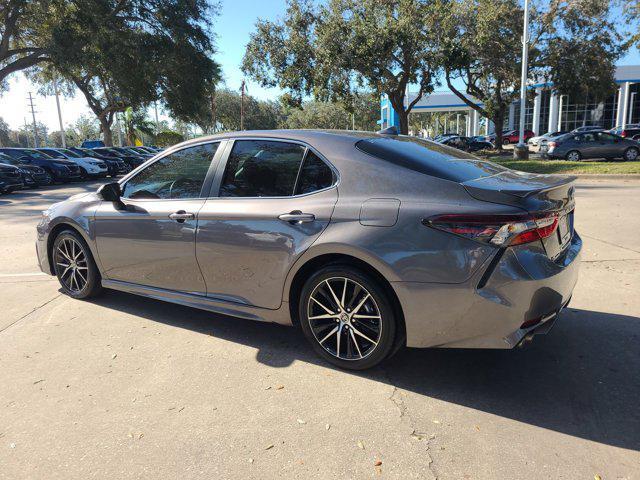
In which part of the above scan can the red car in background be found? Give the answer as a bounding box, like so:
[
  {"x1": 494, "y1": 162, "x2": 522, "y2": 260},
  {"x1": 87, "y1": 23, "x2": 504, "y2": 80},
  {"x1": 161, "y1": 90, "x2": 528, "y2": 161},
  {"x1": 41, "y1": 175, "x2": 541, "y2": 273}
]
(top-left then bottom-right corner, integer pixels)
[{"x1": 486, "y1": 129, "x2": 536, "y2": 145}]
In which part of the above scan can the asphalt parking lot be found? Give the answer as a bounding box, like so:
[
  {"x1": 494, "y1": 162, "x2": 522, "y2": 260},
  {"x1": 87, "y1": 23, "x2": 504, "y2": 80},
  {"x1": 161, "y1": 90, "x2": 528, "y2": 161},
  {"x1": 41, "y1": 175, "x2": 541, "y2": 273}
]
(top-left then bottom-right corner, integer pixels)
[{"x1": 1, "y1": 179, "x2": 639, "y2": 480}]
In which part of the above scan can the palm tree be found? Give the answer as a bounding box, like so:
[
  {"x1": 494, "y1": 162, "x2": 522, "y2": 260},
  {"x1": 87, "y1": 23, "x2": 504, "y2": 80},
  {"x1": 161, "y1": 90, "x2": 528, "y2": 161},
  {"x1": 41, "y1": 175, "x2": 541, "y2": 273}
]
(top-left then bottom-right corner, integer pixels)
[{"x1": 122, "y1": 107, "x2": 155, "y2": 146}]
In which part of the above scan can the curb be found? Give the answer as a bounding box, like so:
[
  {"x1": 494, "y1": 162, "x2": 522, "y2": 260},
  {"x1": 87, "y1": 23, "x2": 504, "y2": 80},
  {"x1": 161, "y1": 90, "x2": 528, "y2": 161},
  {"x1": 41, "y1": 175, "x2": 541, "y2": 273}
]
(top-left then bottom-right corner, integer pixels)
[{"x1": 573, "y1": 174, "x2": 640, "y2": 180}]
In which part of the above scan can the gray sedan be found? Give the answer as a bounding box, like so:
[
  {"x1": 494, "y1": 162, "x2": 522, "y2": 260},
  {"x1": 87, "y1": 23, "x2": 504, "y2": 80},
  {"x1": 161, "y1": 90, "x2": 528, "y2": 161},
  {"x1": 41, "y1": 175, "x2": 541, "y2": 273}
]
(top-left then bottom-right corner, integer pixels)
[
  {"x1": 36, "y1": 130, "x2": 581, "y2": 369},
  {"x1": 547, "y1": 131, "x2": 640, "y2": 161}
]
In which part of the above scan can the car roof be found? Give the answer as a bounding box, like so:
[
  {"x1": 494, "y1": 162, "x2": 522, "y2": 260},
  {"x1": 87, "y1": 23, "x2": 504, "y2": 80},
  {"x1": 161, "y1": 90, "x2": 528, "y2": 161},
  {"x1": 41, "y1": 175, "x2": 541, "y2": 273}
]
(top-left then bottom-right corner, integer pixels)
[{"x1": 175, "y1": 129, "x2": 381, "y2": 151}]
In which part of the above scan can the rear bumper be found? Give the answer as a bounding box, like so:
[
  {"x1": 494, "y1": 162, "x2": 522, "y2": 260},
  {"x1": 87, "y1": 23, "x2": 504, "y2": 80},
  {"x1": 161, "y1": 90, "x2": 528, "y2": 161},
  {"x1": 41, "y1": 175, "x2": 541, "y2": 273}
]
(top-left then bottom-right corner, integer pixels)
[{"x1": 393, "y1": 232, "x2": 582, "y2": 349}]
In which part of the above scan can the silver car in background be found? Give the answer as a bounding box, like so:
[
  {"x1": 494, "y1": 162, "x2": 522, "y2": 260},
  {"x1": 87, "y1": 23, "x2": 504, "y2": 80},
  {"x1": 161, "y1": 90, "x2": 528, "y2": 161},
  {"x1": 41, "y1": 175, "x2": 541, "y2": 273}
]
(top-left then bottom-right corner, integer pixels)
[{"x1": 36, "y1": 130, "x2": 581, "y2": 370}]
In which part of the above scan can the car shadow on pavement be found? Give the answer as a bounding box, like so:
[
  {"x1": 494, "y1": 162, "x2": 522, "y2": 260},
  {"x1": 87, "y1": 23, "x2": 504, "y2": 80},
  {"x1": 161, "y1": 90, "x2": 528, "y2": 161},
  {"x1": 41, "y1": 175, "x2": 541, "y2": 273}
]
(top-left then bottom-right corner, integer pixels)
[{"x1": 91, "y1": 290, "x2": 639, "y2": 452}]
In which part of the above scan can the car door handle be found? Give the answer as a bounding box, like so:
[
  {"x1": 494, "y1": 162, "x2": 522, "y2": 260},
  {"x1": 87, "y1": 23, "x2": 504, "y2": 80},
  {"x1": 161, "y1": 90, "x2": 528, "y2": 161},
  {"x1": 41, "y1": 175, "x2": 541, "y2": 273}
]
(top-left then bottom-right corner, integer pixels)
[
  {"x1": 169, "y1": 210, "x2": 195, "y2": 223},
  {"x1": 278, "y1": 211, "x2": 316, "y2": 224}
]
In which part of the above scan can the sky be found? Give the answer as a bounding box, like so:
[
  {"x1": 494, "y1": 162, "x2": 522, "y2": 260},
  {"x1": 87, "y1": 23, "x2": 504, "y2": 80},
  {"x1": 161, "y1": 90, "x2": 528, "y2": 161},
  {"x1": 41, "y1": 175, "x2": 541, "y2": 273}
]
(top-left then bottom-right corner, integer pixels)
[{"x1": 0, "y1": 0, "x2": 639, "y2": 132}]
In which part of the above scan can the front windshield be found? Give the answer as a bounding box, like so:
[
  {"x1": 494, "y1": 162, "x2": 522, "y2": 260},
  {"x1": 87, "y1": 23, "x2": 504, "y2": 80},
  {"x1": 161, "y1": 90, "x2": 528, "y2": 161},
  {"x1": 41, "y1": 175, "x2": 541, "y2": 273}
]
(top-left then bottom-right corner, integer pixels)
[
  {"x1": 60, "y1": 149, "x2": 82, "y2": 158},
  {"x1": 24, "y1": 150, "x2": 54, "y2": 160}
]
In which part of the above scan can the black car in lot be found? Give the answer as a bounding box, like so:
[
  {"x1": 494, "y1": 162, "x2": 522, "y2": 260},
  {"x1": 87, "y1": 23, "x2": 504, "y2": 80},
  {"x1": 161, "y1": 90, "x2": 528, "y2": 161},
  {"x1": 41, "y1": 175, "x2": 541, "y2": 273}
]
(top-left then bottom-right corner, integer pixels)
[
  {"x1": 439, "y1": 135, "x2": 494, "y2": 152},
  {"x1": 0, "y1": 152, "x2": 52, "y2": 187},
  {"x1": 609, "y1": 124, "x2": 640, "y2": 140},
  {"x1": 0, "y1": 148, "x2": 83, "y2": 182},
  {"x1": 547, "y1": 131, "x2": 640, "y2": 161},
  {"x1": 68, "y1": 147, "x2": 130, "y2": 176},
  {"x1": 0, "y1": 162, "x2": 23, "y2": 193},
  {"x1": 92, "y1": 147, "x2": 146, "y2": 170}
]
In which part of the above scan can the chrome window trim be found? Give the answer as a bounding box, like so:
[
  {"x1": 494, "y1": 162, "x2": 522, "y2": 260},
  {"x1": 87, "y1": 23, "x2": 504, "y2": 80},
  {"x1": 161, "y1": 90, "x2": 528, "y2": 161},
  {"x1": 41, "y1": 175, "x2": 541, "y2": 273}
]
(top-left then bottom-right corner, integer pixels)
[
  {"x1": 207, "y1": 136, "x2": 340, "y2": 200},
  {"x1": 117, "y1": 139, "x2": 226, "y2": 202}
]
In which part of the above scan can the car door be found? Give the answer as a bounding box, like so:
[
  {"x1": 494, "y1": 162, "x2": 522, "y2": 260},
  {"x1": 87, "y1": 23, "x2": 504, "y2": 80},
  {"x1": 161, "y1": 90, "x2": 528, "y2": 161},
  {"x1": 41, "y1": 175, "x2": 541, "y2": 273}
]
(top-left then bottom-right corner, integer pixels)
[
  {"x1": 573, "y1": 133, "x2": 597, "y2": 159},
  {"x1": 596, "y1": 132, "x2": 623, "y2": 158},
  {"x1": 93, "y1": 141, "x2": 223, "y2": 293},
  {"x1": 196, "y1": 138, "x2": 338, "y2": 309}
]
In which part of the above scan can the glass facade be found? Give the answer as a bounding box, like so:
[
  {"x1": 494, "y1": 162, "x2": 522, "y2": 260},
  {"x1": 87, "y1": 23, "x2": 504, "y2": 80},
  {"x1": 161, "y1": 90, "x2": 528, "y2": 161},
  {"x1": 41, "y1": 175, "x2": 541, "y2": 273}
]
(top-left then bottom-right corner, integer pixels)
[{"x1": 511, "y1": 87, "x2": 628, "y2": 135}]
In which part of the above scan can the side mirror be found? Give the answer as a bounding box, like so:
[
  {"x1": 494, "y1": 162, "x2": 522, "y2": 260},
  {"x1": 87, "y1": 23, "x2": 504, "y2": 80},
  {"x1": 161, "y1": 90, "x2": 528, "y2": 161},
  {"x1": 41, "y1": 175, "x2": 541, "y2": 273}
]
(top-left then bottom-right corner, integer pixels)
[{"x1": 98, "y1": 182, "x2": 125, "y2": 209}]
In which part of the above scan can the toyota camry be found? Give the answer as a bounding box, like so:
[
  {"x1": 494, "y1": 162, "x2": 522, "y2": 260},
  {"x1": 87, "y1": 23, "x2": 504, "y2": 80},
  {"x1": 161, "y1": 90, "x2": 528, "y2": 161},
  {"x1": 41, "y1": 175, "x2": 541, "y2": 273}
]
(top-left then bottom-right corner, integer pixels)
[{"x1": 36, "y1": 129, "x2": 581, "y2": 370}]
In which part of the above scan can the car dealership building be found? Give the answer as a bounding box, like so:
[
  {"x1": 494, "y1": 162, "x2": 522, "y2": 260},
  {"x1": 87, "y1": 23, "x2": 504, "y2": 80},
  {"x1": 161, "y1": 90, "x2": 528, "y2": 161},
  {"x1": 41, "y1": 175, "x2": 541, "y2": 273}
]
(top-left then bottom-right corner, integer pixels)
[{"x1": 379, "y1": 64, "x2": 640, "y2": 137}]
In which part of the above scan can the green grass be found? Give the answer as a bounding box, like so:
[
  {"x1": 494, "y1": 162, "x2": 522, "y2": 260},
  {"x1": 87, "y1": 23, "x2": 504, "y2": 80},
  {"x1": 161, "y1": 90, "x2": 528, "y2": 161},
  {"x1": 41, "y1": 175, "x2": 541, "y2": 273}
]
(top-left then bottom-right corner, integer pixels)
[{"x1": 486, "y1": 157, "x2": 640, "y2": 175}]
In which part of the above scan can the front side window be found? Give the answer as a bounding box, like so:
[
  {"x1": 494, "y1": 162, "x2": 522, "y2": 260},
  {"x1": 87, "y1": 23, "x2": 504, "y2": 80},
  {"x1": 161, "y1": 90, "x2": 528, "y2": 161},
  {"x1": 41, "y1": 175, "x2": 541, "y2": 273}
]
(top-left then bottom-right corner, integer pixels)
[
  {"x1": 220, "y1": 140, "x2": 306, "y2": 197},
  {"x1": 122, "y1": 143, "x2": 218, "y2": 200}
]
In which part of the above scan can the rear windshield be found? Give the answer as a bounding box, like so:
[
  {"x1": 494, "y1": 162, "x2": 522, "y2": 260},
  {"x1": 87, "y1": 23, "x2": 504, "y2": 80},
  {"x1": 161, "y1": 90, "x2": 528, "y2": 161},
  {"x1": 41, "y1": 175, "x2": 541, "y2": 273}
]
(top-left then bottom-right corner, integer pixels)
[{"x1": 355, "y1": 136, "x2": 507, "y2": 182}]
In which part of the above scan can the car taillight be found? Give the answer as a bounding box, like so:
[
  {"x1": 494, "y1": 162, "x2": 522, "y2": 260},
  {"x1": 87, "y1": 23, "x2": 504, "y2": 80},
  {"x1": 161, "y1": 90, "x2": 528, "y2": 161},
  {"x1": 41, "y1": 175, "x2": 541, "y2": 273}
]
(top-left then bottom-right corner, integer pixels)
[
  {"x1": 423, "y1": 213, "x2": 559, "y2": 247},
  {"x1": 621, "y1": 130, "x2": 627, "y2": 137}
]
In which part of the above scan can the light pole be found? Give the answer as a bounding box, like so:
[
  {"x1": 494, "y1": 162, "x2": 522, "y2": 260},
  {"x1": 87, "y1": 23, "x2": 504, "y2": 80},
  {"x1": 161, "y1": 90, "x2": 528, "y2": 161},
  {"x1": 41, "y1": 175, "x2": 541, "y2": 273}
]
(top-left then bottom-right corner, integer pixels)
[{"x1": 515, "y1": 0, "x2": 530, "y2": 159}]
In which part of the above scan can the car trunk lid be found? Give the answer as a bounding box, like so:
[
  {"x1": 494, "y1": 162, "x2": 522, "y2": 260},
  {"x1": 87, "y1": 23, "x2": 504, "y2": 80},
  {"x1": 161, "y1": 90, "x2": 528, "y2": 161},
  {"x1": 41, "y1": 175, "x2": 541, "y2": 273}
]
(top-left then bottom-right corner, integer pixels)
[{"x1": 462, "y1": 170, "x2": 576, "y2": 260}]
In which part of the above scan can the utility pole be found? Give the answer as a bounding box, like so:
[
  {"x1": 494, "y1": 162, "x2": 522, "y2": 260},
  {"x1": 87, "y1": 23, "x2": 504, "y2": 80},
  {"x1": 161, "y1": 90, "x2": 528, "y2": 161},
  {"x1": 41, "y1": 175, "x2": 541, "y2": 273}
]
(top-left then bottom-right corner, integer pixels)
[
  {"x1": 53, "y1": 80, "x2": 66, "y2": 148},
  {"x1": 515, "y1": 0, "x2": 530, "y2": 159},
  {"x1": 240, "y1": 80, "x2": 246, "y2": 130},
  {"x1": 154, "y1": 101, "x2": 160, "y2": 135},
  {"x1": 23, "y1": 118, "x2": 30, "y2": 147},
  {"x1": 27, "y1": 92, "x2": 39, "y2": 147}
]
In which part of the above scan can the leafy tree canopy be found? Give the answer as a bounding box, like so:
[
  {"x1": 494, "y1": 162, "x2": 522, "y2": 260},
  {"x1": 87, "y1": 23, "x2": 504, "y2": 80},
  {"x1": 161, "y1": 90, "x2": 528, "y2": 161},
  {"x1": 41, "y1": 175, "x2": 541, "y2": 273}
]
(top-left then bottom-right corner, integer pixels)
[
  {"x1": 6, "y1": 0, "x2": 221, "y2": 145},
  {"x1": 242, "y1": 0, "x2": 442, "y2": 134},
  {"x1": 440, "y1": 0, "x2": 623, "y2": 147}
]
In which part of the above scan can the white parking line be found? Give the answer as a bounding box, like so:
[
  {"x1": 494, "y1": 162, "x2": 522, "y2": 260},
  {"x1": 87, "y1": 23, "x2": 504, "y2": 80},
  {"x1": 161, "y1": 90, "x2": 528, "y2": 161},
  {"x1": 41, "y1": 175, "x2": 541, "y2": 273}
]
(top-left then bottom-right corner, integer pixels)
[{"x1": 0, "y1": 272, "x2": 47, "y2": 278}]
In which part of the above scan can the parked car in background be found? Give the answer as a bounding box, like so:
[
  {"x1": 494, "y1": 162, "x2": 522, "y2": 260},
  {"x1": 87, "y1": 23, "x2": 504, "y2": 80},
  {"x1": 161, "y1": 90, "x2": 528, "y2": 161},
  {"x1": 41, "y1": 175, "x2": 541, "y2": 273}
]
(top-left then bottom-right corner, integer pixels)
[
  {"x1": 0, "y1": 160, "x2": 23, "y2": 193},
  {"x1": 528, "y1": 131, "x2": 568, "y2": 148},
  {"x1": 69, "y1": 148, "x2": 130, "y2": 177},
  {"x1": 547, "y1": 131, "x2": 640, "y2": 161},
  {"x1": 440, "y1": 135, "x2": 493, "y2": 152},
  {"x1": 0, "y1": 148, "x2": 83, "y2": 183},
  {"x1": 570, "y1": 125, "x2": 603, "y2": 133},
  {"x1": 487, "y1": 129, "x2": 535, "y2": 145},
  {"x1": 0, "y1": 152, "x2": 52, "y2": 187},
  {"x1": 433, "y1": 133, "x2": 459, "y2": 143},
  {"x1": 609, "y1": 124, "x2": 640, "y2": 139},
  {"x1": 38, "y1": 148, "x2": 108, "y2": 179},
  {"x1": 37, "y1": 129, "x2": 581, "y2": 370},
  {"x1": 111, "y1": 146, "x2": 153, "y2": 161},
  {"x1": 92, "y1": 147, "x2": 147, "y2": 170},
  {"x1": 81, "y1": 140, "x2": 105, "y2": 149},
  {"x1": 132, "y1": 146, "x2": 159, "y2": 155}
]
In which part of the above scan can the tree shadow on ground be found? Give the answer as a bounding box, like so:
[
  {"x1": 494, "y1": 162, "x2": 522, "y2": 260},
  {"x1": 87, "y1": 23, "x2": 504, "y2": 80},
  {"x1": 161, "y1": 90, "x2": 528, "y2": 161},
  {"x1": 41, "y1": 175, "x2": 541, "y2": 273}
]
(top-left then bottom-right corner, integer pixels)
[{"x1": 91, "y1": 289, "x2": 640, "y2": 452}]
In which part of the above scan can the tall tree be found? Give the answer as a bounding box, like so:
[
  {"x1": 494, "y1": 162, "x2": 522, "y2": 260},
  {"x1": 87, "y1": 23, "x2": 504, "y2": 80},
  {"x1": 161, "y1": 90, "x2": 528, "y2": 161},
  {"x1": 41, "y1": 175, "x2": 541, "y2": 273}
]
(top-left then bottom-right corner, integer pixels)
[
  {"x1": 0, "y1": 1, "x2": 60, "y2": 88},
  {"x1": 32, "y1": 0, "x2": 221, "y2": 145},
  {"x1": 542, "y1": 0, "x2": 622, "y2": 103},
  {"x1": 122, "y1": 107, "x2": 155, "y2": 146},
  {"x1": 242, "y1": 0, "x2": 441, "y2": 134},
  {"x1": 440, "y1": 0, "x2": 623, "y2": 148},
  {"x1": 206, "y1": 88, "x2": 282, "y2": 132}
]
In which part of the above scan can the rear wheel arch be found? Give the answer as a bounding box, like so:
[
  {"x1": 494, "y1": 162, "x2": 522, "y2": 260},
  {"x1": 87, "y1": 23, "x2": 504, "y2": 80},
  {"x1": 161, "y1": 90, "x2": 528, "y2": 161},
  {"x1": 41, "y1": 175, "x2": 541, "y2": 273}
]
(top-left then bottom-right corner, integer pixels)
[{"x1": 287, "y1": 252, "x2": 406, "y2": 351}]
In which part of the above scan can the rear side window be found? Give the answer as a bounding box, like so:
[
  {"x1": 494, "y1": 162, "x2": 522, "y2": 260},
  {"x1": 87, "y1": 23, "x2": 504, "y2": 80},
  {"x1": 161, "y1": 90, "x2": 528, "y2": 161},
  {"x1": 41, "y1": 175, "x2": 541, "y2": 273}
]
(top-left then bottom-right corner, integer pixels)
[
  {"x1": 356, "y1": 136, "x2": 507, "y2": 182},
  {"x1": 220, "y1": 140, "x2": 306, "y2": 197},
  {"x1": 295, "y1": 151, "x2": 335, "y2": 195}
]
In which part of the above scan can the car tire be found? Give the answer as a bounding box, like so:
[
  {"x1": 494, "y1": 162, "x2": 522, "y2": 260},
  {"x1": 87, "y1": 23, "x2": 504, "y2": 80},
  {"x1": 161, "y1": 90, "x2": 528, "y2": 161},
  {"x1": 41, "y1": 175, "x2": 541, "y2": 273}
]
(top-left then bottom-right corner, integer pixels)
[
  {"x1": 623, "y1": 147, "x2": 639, "y2": 162},
  {"x1": 78, "y1": 167, "x2": 88, "y2": 180},
  {"x1": 299, "y1": 265, "x2": 397, "y2": 370},
  {"x1": 503, "y1": 138, "x2": 510, "y2": 145},
  {"x1": 41, "y1": 172, "x2": 53, "y2": 186},
  {"x1": 565, "y1": 150, "x2": 582, "y2": 161},
  {"x1": 52, "y1": 230, "x2": 103, "y2": 299}
]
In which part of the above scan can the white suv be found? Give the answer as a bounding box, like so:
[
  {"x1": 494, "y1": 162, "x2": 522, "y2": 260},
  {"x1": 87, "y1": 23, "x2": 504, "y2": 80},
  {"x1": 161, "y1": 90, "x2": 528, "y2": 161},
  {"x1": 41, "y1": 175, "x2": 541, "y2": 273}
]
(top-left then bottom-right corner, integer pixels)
[{"x1": 38, "y1": 148, "x2": 108, "y2": 178}]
